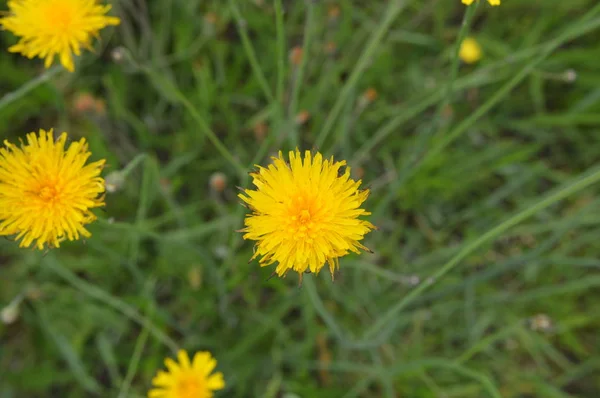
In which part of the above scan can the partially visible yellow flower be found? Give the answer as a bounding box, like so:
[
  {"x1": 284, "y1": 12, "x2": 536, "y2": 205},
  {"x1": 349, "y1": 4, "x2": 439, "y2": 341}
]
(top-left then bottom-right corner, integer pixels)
[
  {"x1": 239, "y1": 149, "x2": 375, "y2": 280},
  {"x1": 0, "y1": 0, "x2": 120, "y2": 72},
  {"x1": 149, "y1": 350, "x2": 225, "y2": 398},
  {"x1": 0, "y1": 129, "x2": 105, "y2": 250},
  {"x1": 459, "y1": 37, "x2": 482, "y2": 64},
  {"x1": 462, "y1": 0, "x2": 501, "y2": 5}
]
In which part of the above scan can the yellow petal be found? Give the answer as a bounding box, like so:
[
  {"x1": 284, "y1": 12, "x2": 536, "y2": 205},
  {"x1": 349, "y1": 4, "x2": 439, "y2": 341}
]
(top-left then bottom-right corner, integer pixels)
[
  {"x1": 207, "y1": 372, "x2": 226, "y2": 390},
  {"x1": 177, "y1": 350, "x2": 191, "y2": 370}
]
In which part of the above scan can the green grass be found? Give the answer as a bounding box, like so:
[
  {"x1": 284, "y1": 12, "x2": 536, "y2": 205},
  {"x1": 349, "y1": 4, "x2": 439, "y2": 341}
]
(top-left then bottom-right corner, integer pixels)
[{"x1": 2, "y1": 0, "x2": 600, "y2": 397}]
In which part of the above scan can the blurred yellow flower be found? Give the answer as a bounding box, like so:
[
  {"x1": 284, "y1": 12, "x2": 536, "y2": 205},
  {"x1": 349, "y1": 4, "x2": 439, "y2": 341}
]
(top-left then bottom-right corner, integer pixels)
[
  {"x1": 0, "y1": 0, "x2": 120, "y2": 72},
  {"x1": 239, "y1": 149, "x2": 375, "y2": 280},
  {"x1": 0, "y1": 129, "x2": 105, "y2": 250},
  {"x1": 462, "y1": 0, "x2": 501, "y2": 5},
  {"x1": 149, "y1": 350, "x2": 225, "y2": 398},
  {"x1": 459, "y1": 37, "x2": 482, "y2": 64}
]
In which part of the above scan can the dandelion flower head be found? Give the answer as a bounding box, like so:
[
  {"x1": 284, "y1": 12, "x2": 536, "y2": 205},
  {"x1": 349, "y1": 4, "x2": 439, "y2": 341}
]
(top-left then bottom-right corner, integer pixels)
[
  {"x1": 462, "y1": 0, "x2": 501, "y2": 6},
  {"x1": 239, "y1": 149, "x2": 375, "y2": 279},
  {"x1": 0, "y1": 0, "x2": 120, "y2": 72},
  {"x1": 149, "y1": 350, "x2": 225, "y2": 398},
  {"x1": 459, "y1": 37, "x2": 482, "y2": 64},
  {"x1": 0, "y1": 129, "x2": 105, "y2": 250}
]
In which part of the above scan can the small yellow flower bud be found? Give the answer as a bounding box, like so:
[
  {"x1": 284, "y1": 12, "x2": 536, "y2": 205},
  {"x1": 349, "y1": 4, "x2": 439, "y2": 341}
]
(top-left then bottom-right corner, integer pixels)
[{"x1": 459, "y1": 37, "x2": 482, "y2": 64}]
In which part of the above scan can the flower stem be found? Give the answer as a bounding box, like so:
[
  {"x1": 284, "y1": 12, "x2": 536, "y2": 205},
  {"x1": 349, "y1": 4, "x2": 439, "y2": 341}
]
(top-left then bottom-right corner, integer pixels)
[{"x1": 0, "y1": 67, "x2": 62, "y2": 111}]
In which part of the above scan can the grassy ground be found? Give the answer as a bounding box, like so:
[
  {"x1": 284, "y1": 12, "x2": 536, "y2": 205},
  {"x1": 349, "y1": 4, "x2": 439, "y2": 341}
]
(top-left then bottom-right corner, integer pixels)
[{"x1": 2, "y1": 0, "x2": 600, "y2": 397}]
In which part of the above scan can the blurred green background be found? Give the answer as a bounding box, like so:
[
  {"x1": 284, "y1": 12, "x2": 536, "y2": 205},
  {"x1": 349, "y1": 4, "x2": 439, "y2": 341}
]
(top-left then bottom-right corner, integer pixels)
[{"x1": 2, "y1": 0, "x2": 600, "y2": 397}]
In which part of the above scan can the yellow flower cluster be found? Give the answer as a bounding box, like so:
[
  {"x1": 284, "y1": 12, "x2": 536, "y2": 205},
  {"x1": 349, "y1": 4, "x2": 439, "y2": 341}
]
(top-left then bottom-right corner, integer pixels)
[
  {"x1": 462, "y1": 0, "x2": 501, "y2": 5},
  {"x1": 0, "y1": 130, "x2": 105, "y2": 249},
  {"x1": 0, "y1": 0, "x2": 120, "y2": 72},
  {"x1": 149, "y1": 350, "x2": 225, "y2": 398},
  {"x1": 239, "y1": 150, "x2": 374, "y2": 280}
]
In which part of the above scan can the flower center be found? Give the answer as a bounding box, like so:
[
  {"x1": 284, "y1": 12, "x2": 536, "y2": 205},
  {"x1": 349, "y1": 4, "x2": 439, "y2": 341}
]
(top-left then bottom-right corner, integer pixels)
[
  {"x1": 176, "y1": 375, "x2": 206, "y2": 398},
  {"x1": 39, "y1": 185, "x2": 59, "y2": 201},
  {"x1": 299, "y1": 209, "x2": 311, "y2": 222},
  {"x1": 32, "y1": 179, "x2": 64, "y2": 207},
  {"x1": 44, "y1": 1, "x2": 75, "y2": 34},
  {"x1": 288, "y1": 195, "x2": 321, "y2": 243}
]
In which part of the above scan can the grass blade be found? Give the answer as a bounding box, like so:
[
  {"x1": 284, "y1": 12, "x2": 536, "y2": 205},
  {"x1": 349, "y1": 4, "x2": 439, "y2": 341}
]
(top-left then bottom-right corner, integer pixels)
[
  {"x1": 315, "y1": 0, "x2": 409, "y2": 148},
  {"x1": 364, "y1": 164, "x2": 600, "y2": 342}
]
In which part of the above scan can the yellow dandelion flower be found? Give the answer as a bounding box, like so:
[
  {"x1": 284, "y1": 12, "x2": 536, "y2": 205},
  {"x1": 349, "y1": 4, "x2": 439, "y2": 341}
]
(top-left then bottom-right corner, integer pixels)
[
  {"x1": 239, "y1": 149, "x2": 375, "y2": 280},
  {"x1": 459, "y1": 37, "x2": 482, "y2": 64},
  {"x1": 462, "y1": 0, "x2": 501, "y2": 6},
  {"x1": 0, "y1": 0, "x2": 120, "y2": 72},
  {"x1": 148, "y1": 350, "x2": 225, "y2": 398},
  {"x1": 0, "y1": 129, "x2": 105, "y2": 250}
]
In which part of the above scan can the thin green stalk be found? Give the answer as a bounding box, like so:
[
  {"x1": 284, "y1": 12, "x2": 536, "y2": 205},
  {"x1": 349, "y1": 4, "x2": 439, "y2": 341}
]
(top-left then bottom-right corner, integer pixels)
[
  {"x1": 44, "y1": 257, "x2": 179, "y2": 353},
  {"x1": 274, "y1": 0, "x2": 286, "y2": 107},
  {"x1": 389, "y1": 359, "x2": 502, "y2": 398},
  {"x1": 141, "y1": 67, "x2": 246, "y2": 178},
  {"x1": 228, "y1": 0, "x2": 275, "y2": 104},
  {"x1": 118, "y1": 302, "x2": 152, "y2": 398},
  {"x1": 429, "y1": 2, "x2": 478, "y2": 140},
  {"x1": 448, "y1": 4, "x2": 478, "y2": 101},
  {"x1": 176, "y1": 93, "x2": 246, "y2": 177},
  {"x1": 456, "y1": 322, "x2": 523, "y2": 364},
  {"x1": 303, "y1": 277, "x2": 345, "y2": 341},
  {"x1": 363, "y1": 164, "x2": 600, "y2": 341},
  {"x1": 342, "y1": 378, "x2": 375, "y2": 398},
  {"x1": 120, "y1": 153, "x2": 148, "y2": 178},
  {"x1": 227, "y1": 0, "x2": 283, "y2": 170},
  {"x1": 0, "y1": 67, "x2": 62, "y2": 111},
  {"x1": 288, "y1": 1, "x2": 315, "y2": 147},
  {"x1": 34, "y1": 303, "x2": 103, "y2": 394},
  {"x1": 315, "y1": 0, "x2": 408, "y2": 148},
  {"x1": 248, "y1": 104, "x2": 281, "y2": 172},
  {"x1": 127, "y1": 156, "x2": 157, "y2": 282}
]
